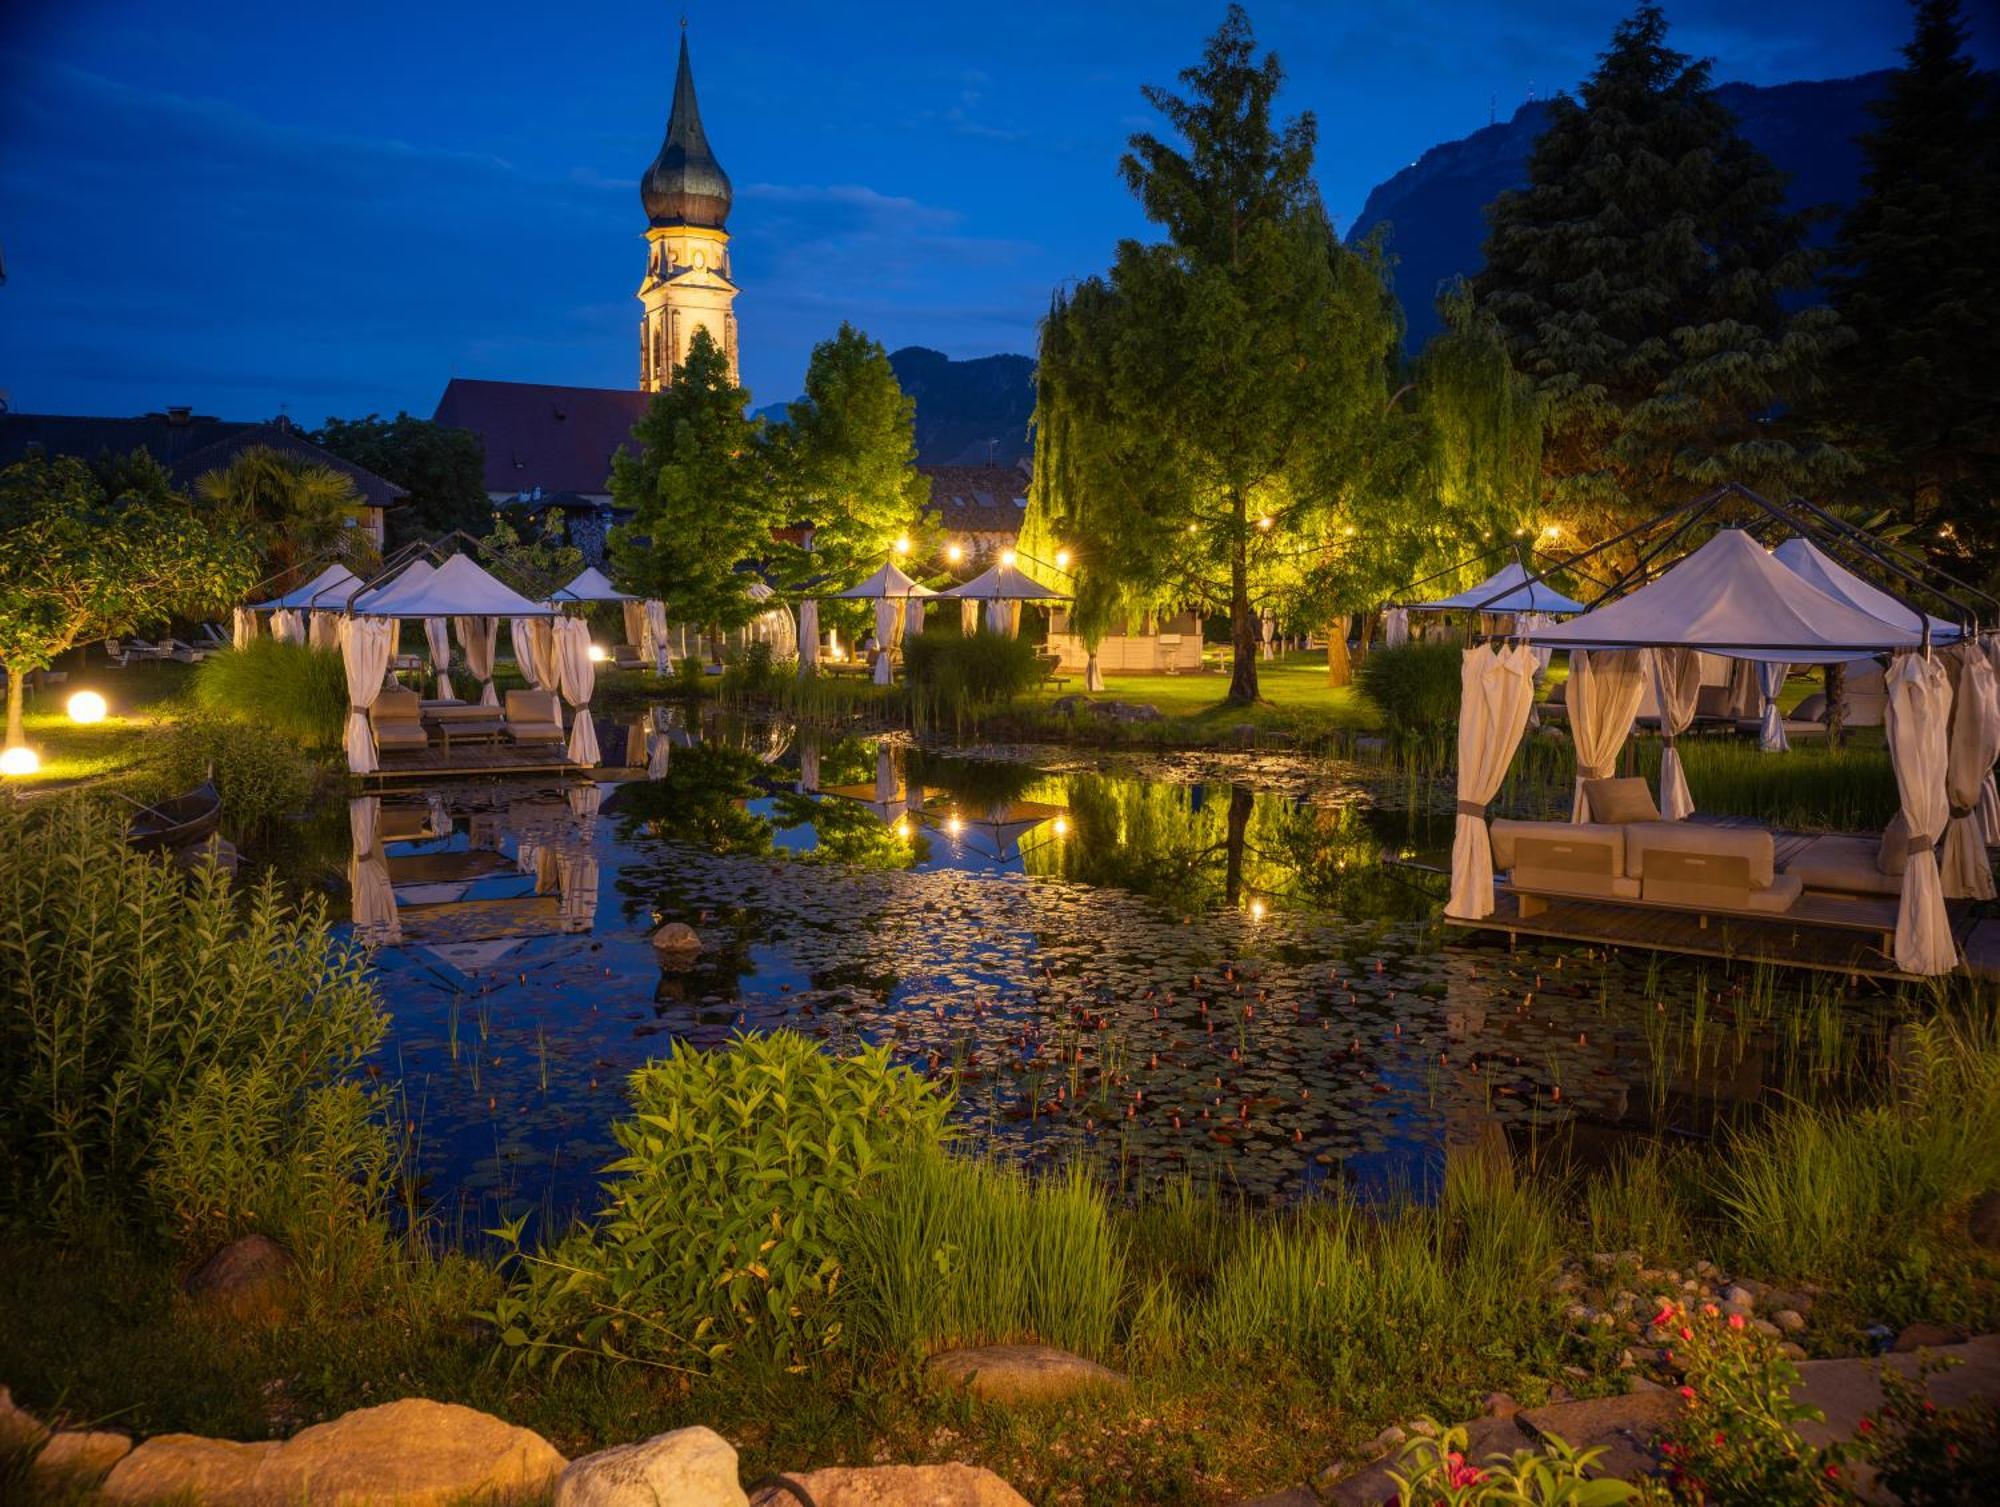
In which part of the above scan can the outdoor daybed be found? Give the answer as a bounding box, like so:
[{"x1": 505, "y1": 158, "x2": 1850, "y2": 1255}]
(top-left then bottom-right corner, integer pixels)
[
  {"x1": 369, "y1": 689, "x2": 430, "y2": 753},
  {"x1": 502, "y1": 690, "x2": 566, "y2": 746}
]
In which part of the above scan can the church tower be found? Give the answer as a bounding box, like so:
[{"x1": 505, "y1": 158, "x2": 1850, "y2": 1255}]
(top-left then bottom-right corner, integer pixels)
[{"x1": 638, "y1": 30, "x2": 737, "y2": 391}]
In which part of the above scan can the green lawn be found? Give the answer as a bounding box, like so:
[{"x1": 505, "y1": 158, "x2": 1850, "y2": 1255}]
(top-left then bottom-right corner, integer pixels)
[
  {"x1": 6, "y1": 658, "x2": 195, "y2": 789},
  {"x1": 1016, "y1": 649, "x2": 1381, "y2": 741}
]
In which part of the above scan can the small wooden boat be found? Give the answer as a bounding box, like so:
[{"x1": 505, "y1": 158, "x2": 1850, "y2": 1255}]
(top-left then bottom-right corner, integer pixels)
[{"x1": 126, "y1": 782, "x2": 222, "y2": 852}]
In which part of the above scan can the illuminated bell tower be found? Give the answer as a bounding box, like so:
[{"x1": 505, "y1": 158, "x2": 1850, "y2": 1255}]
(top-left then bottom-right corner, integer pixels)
[{"x1": 638, "y1": 28, "x2": 738, "y2": 391}]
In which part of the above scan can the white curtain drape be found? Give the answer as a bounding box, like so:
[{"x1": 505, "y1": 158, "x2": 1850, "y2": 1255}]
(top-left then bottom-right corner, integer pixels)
[
  {"x1": 1567, "y1": 649, "x2": 1650, "y2": 822},
  {"x1": 456, "y1": 616, "x2": 498, "y2": 706},
  {"x1": 1886, "y1": 653, "x2": 1958, "y2": 975},
  {"x1": 872, "y1": 598, "x2": 897, "y2": 686},
  {"x1": 1726, "y1": 657, "x2": 1761, "y2": 719},
  {"x1": 347, "y1": 796, "x2": 400, "y2": 943},
  {"x1": 1756, "y1": 661, "x2": 1789, "y2": 752},
  {"x1": 1383, "y1": 607, "x2": 1409, "y2": 649},
  {"x1": 647, "y1": 708, "x2": 673, "y2": 779},
  {"x1": 424, "y1": 617, "x2": 453, "y2": 702},
  {"x1": 797, "y1": 732, "x2": 820, "y2": 794},
  {"x1": 1446, "y1": 643, "x2": 1540, "y2": 920},
  {"x1": 338, "y1": 616, "x2": 394, "y2": 774},
  {"x1": 797, "y1": 600, "x2": 820, "y2": 676},
  {"x1": 1259, "y1": 613, "x2": 1277, "y2": 661},
  {"x1": 621, "y1": 600, "x2": 645, "y2": 649},
  {"x1": 962, "y1": 599, "x2": 979, "y2": 635},
  {"x1": 272, "y1": 610, "x2": 305, "y2": 645},
  {"x1": 645, "y1": 600, "x2": 669, "y2": 673},
  {"x1": 552, "y1": 617, "x2": 598, "y2": 766},
  {"x1": 1086, "y1": 651, "x2": 1106, "y2": 692},
  {"x1": 309, "y1": 611, "x2": 340, "y2": 652},
  {"x1": 1650, "y1": 646, "x2": 1703, "y2": 821},
  {"x1": 232, "y1": 608, "x2": 255, "y2": 650},
  {"x1": 1942, "y1": 643, "x2": 1999, "y2": 900},
  {"x1": 985, "y1": 598, "x2": 1010, "y2": 634},
  {"x1": 1980, "y1": 635, "x2": 2000, "y2": 844},
  {"x1": 557, "y1": 852, "x2": 599, "y2": 933},
  {"x1": 511, "y1": 617, "x2": 561, "y2": 723},
  {"x1": 907, "y1": 598, "x2": 926, "y2": 637}
]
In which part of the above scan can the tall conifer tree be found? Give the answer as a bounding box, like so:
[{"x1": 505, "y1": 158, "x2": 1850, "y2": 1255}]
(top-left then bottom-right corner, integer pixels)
[
  {"x1": 1829, "y1": 0, "x2": 1999, "y2": 573},
  {"x1": 1477, "y1": 4, "x2": 1854, "y2": 537}
]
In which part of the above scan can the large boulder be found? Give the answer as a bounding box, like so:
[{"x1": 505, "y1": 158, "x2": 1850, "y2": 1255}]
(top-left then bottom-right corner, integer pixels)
[
  {"x1": 556, "y1": 1426, "x2": 747, "y2": 1507},
  {"x1": 0, "y1": 1386, "x2": 49, "y2": 1454},
  {"x1": 925, "y1": 1344, "x2": 1129, "y2": 1404},
  {"x1": 751, "y1": 1464, "x2": 1029, "y2": 1507},
  {"x1": 34, "y1": 1428, "x2": 134, "y2": 1487},
  {"x1": 100, "y1": 1436, "x2": 279, "y2": 1504},
  {"x1": 101, "y1": 1399, "x2": 564, "y2": 1506},
  {"x1": 182, "y1": 1233, "x2": 294, "y2": 1326},
  {"x1": 652, "y1": 922, "x2": 703, "y2": 953}
]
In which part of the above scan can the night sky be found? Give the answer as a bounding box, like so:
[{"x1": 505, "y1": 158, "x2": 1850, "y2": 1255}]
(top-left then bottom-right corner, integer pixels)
[{"x1": 3, "y1": 1, "x2": 1993, "y2": 426}]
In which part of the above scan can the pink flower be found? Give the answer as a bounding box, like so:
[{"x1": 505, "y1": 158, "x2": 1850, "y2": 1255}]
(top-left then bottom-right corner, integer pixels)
[
  {"x1": 1727, "y1": 1312, "x2": 1746, "y2": 1330},
  {"x1": 1679, "y1": 1326, "x2": 1693, "y2": 1340},
  {"x1": 1651, "y1": 1307, "x2": 1676, "y2": 1328},
  {"x1": 1445, "y1": 1451, "x2": 1485, "y2": 1489},
  {"x1": 1679, "y1": 1385, "x2": 1697, "y2": 1402},
  {"x1": 1701, "y1": 1303, "x2": 1719, "y2": 1317}
]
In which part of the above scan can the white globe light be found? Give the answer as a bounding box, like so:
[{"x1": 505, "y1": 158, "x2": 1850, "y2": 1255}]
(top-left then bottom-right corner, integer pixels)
[
  {"x1": 0, "y1": 746, "x2": 41, "y2": 777},
  {"x1": 587, "y1": 644, "x2": 608, "y2": 663},
  {"x1": 67, "y1": 690, "x2": 108, "y2": 724}
]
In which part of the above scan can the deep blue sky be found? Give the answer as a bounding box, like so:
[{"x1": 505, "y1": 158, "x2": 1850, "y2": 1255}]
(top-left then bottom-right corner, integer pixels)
[{"x1": 3, "y1": 1, "x2": 1992, "y2": 426}]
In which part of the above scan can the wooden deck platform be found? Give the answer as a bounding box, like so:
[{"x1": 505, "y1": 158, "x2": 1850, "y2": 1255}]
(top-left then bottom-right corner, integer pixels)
[{"x1": 364, "y1": 744, "x2": 586, "y2": 784}]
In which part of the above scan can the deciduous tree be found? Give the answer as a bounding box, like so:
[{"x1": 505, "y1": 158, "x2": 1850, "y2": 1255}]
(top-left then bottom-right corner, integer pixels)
[{"x1": 314, "y1": 413, "x2": 491, "y2": 548}]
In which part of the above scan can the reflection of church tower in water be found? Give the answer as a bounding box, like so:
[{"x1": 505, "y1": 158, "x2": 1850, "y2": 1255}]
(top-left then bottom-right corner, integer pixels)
[{"x1": 638, "y1": 28, "x2": 739, "y2": 391}]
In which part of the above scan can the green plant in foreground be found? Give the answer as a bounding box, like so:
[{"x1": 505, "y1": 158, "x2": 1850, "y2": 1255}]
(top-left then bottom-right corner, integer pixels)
[
  {"x1": 0, "y1": 797, "x2": 387, "y2": 1245},
  {"x1": 487, "y1": 1032, "x2": 953, "y2": 1375},
  {"x1": 1858, "y1": 1357, "x2": 2000, "y2": 1506},
  {"x1": 1389, "y1": 1419, "x2": 1636, "y2": 1505},
  {"x1": 143, "y1": 708, "x2": 324, "y2": 840}
]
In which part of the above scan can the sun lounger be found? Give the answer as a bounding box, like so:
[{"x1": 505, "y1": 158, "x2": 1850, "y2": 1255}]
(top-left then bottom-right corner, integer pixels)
[
  {"x1": 611, "y1": 644, "x2": 646, "y2": 671},
  {"x1": 160, "y1": 638, "x2": 209, "y2": 663},
  {"x1": 1492, "y1": 812, "x2": 1800, "y2": 920},
  {"x1": 502, "y1": 690, "x2": 565, "y2": 746},
  {"x1": 369, "y1": 688, "x2": 431, "y2": 753}
]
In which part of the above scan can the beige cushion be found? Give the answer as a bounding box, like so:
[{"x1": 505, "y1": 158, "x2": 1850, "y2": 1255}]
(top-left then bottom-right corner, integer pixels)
[
  {"x1": 1584, "y1": 776, "x2": 1661, "y2": 825},
  {"x1": 372, "y1": 722, "x2": 430, "y2": 750},
  {"x1": 505, "y1": 689, "x2": 560, "y2": 725},
  {"x1": 1744, "y1": 873, "x2": 1804, "y2": 913},
  {"x1": 1625, "y1": 822, "x2": 1775, "y2": 889},
  {"x1": 1490, "y1": 820, "x2": 1637, "y2": 897},
  {"x1": 1489, "y1": 819, "x2": 1625, "y2": 874},
  {"x1": 1879, "y1": 810, "x2": 1913, "y2": 876},
  {"x1": 504, "y1": 722, "x2": 565, "y2": 745},
  {"x1": 1793, "y1": 692, "x2": 1827, "y2": 723},
  {"x1": 372, "y1": 687, "x2": 423, "y2": 724},
  {"x1": 1785, "y1": 835, "x2": 1902, "y2": 898}
]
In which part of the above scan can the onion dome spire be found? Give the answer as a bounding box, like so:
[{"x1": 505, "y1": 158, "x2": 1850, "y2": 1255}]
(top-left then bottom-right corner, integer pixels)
[{"x1": 641, "y1": 29, "x2": 732, "y2": 230}]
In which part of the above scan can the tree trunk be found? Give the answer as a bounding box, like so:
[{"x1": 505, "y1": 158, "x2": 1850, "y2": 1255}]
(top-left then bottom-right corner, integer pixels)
[
  {"x1": 1825, "y1": 661, "x2": 1846, "y2": 748},
  {"x1": 4, "y1": 667, "x2": 23, "y2": 747},
  {"x1": 1226, "y1": 493, "x2": 1259, "y2": 705},
  {"x1": 1223, "y1": 783, "x2": 1253, "y2": 907},
  {"x1": 1324, "y1": 616, "x2": 1352, "y2": 687}
]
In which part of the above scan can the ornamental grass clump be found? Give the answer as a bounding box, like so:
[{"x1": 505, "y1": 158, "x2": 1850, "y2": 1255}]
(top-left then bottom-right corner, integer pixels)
[
  {"x1": 1354, "y1": 642, "x2": 1462, "y2": 758},
  {"x1": 487, "y1": 1032, "x2": 953, "y2": 1376},
  {"x1": 191, "y1": 637, "x2": 348, "y2": 749},
  {"x1": 0, "y1": 797, "x2": 388, "y2": 1245}
]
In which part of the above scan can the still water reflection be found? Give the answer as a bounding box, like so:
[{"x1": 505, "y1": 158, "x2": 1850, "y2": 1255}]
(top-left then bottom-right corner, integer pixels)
[{"x1": 350, "y1": 713, "x2": 1898, "y2": 1236}]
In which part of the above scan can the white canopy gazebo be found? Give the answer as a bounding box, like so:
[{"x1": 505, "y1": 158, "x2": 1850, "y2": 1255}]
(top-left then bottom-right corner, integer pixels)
[
  {"x1": 552, "y1": 566, "x2": 673, "y2": 675},
  {"x1": 1447, "y1": 526, "x2": 1974, "y2": 975},
  {"x1": 830, "y1": 562, "x2": 937, "y2": 686},
  {"x1": 936, "y1": 561, "x2": 1072, "y2": 639},
  {"x1": 337, "y1": 554, "x2": 579, "y2": 774},
  {"x1": 242, "y1": 562, "x2": 364, "y2": 649},
  {"x1": 1386, "y1": 558, "x2": 1588, "y2": 649}
]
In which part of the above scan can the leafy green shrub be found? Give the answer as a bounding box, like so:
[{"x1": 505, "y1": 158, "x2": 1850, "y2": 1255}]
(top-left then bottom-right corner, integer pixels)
[
  {"x1": 192, "y1": 638, "x2": 347, "y2": 749},
  {"x1": 1355, "y1": 642, "x2": 1462, "y2": 744},
  {"x1": 145, "y1": 709, "x2": 320, "y2": 840},
  {"x1": 845, "y1": 1151, "x2": 1125, "y2": 1363},
  {"x1": 488, "y1": 1032, "x2": 953, "y2": 1375},
  {"x1": 1388, "y1": 1419, "x2": 1636, "y2": 1504},
  {"x1": 902, "y1": 628, "x2": 1040, "y2": 720},
  {"x1": 0, "y1": 798, "x2": 388, "y2": 1244}
]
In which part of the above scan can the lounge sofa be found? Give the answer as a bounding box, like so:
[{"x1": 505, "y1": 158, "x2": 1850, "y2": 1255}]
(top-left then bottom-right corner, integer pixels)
[
  {"x1": 502, "y1": 689, "x2": 565, "y2": 746},
  {"x1": 369, "y1": 688, "x2": 431, "y2": 753},
  {"x1": 1492, "y1": 816, "x2": 1801, "y2": 919}
]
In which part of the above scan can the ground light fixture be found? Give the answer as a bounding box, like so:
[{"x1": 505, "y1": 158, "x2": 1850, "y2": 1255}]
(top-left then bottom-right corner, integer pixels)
[
  {"x1": 0, "y1": 746, "x2": 41, "y2": 777},
  {"x1": 587, "y1": 644, "x2": 608, "y2": 663},
  {"x1": 66, "y1": 690, "x2": 109, "y2": 724}
]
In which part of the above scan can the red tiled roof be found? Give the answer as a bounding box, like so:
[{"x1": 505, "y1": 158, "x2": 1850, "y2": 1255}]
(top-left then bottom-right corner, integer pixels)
[
  {"x1": 433, "y1": 379, "x2": 652, "y2": 497},
  {"x1": 921, "y1": 463, "x2": 1030, "y2": 536}
]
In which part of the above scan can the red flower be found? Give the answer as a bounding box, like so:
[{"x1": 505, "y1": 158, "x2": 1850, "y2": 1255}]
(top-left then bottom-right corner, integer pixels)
[
  {"x1": 1651, "y1": 1307, "x2": 1676, "y2": 1328},
  {"x1": 1678, "y1": 1385, "x2": 1697, "y2": 1402},
  {"x1": 1856, "y1": 1416, "x2": 1874, "y2": 1435},
  {"x1": 1727, "y1": 1312, "x2": 1746, "y2": 1330}
]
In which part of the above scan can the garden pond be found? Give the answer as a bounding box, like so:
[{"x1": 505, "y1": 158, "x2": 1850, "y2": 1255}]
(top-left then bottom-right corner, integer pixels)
[{"x1": 348, "y1": 710, "x2": 1908, "y2": 1236}]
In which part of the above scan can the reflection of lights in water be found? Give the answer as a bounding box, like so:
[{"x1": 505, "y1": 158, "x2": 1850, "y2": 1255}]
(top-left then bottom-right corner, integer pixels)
[
  {"x1": 67, "y1": 690, "x2": 108, "y2": 724},
  {"x1": 0, "y1": 746, "x2": 40, "y2": 776},
  {"x1": 1248, "y1": 898, "x2": 1267, "y2": 920}
]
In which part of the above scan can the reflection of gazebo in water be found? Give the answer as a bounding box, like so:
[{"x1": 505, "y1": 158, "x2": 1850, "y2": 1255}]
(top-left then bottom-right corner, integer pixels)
[
  {"x1": 919, "y1": 797, "x2": 1070, "y2": 865},
  {"x1": 348, "y1": 782, "x2": 602, "y2": 957},
  {"x1": 815, "y1": 746, "x2": 912, "y2": 829}
]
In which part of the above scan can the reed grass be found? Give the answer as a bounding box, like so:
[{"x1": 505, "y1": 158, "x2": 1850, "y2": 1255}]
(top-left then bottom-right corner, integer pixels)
[
  {"x1": 844, "y1": 1151, "x2": 1127, "y2": 1363},
  {"x1": 191, "y1": 638, "x2": 348, "y2": 749},
  {"x1": 1634, "y1": 738, "x2": 1900, "y2": 831}
]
